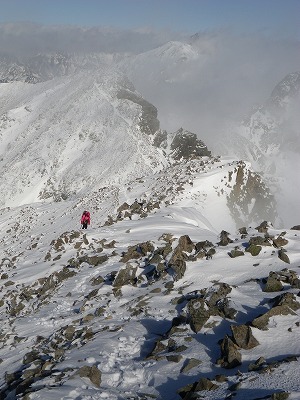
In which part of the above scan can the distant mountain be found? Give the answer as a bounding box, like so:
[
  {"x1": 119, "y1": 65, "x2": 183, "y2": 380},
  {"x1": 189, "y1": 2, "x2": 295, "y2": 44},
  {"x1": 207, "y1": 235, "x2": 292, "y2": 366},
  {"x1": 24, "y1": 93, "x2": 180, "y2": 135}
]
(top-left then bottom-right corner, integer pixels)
[
  {"x1": 0, "y1": 68, "x2": 277, "y2": 231},
  {"x1": 0, "y1": 45, "x2": 293, "y2": 229}
]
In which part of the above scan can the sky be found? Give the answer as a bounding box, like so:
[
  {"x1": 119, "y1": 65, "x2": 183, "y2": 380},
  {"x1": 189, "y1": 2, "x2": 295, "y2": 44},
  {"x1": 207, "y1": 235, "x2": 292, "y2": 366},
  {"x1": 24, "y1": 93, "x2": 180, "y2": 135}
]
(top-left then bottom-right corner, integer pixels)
[{"x1": 0, "y1": 0, "x2": 299, "y2": 37}]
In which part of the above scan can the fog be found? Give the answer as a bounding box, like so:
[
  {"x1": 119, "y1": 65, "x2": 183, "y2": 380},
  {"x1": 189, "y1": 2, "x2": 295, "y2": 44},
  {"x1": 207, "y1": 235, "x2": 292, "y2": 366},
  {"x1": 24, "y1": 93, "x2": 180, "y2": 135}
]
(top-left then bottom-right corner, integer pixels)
[
  {"x1": 0, "y1": 23, "x2": 299, "y2": 227},
  {"x1": 0, "y1": 22, "x2": 182, "y2": 56}
]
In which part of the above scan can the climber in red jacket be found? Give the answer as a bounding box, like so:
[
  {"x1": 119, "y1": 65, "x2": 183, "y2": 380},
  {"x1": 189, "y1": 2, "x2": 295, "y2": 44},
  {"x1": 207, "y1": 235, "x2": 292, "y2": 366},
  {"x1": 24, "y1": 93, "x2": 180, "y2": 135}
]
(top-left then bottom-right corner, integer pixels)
[{"x1": 81, "y1": 210, "x2": 90, "y2": 229}]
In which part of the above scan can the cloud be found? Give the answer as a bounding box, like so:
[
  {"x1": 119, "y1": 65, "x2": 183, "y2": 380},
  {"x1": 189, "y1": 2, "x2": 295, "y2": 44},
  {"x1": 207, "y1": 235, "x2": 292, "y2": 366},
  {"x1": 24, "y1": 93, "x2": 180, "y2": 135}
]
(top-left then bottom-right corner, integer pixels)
[
  {"x1": 122, "y1": 31, "x2": 300, "y2": 145},
  {"x1": 0, "y1": 22, "x2": 182, "y2": 56}
]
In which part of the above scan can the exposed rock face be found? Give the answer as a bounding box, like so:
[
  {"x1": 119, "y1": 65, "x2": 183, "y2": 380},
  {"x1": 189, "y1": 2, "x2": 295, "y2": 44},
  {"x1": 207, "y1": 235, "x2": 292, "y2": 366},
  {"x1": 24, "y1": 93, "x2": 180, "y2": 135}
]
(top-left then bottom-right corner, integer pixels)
[
  {"x1": 152, "y1": 128, "x2": 211, "y2": 160},
  {"x1": 268, "y1": 71, "x2": 300, "y2": 110},
  {"x1": 169, "y1": 128, "x2": 211, "y2": 160},
  {"x1": 227, "y1": 164, "x2": 278, "y2": 228},
  {"x1": 117, "y1": 89, "x2": 160, "y2": 135}
]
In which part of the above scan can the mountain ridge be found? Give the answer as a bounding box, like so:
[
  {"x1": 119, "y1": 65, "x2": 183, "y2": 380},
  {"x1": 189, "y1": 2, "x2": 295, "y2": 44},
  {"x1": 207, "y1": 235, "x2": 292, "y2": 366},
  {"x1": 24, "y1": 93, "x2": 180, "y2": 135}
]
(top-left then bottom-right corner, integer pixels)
[{"x1": 0, "y1": 40, "x2": 299, "y2": 400}]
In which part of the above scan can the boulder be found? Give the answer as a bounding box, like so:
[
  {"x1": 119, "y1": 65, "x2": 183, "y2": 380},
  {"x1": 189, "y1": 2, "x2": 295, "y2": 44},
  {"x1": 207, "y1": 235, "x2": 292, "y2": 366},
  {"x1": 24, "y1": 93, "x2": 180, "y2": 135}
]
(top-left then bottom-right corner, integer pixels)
[
  {"x1": 290, "y1": 225, "x2": 300, "y2": 230},
  {"x1": 168, "y1": 235, "x2": 195, "y2": 280},
  {"x1": 228, "y1": 247, "x2": 244, "y2": 258},
  {"x1": 252, "y1": 304, "x2": 297, "y2": 330},
  {"x1": 217, "y1": 335, "x2": 242, "y2": 369},
  {"x1": 113, "y1": 263, "x2": 138, "y2": 288},
  {"x1": 245, "y1": 244, "x2": 262, "y2": 256},
  {"x1": 264, "y1": 271, "x2": 284, "y2": 292},
  {"x1": 218, "y1": 230, "x2": 233, "y2": 246},
  {"x1": 256, "y1": 221, "x2": 270, "y2": 233},
  {"x1": 230, "y1": 324, "x2": 259, "y2": 349},
  {"x1": 187, "y1": 298, "x2": 210, "y2": 333},
  {"x1": 180, "y1": 358, "x2": 202, "y2": 373},
  {"x1": 78, "y1": 365, "x2": 101, "y2": 387},
  {"x1": 278, "y1": 249, "x2": 290, "y2": 264}
]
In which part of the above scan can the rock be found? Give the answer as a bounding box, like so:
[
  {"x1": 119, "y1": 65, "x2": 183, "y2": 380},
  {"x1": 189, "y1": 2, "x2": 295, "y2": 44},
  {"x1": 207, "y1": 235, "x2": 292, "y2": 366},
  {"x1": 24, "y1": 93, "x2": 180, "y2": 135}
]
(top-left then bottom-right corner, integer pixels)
[
  {"x1": 194, "y1": 377, "x2": 219, "y2": 391},
  {"x1": 272, "y1": 292, "x2": 300, "y2": 311},
  {"x1": 230, "y1": 324, "x2": 259, "y2": 349},
  {"x1": 169, "y1": 128, "x2": 211, "y2": 160},
  {"x1": 278, "y1": 249, "x2": 290, "y2": 264},
  {"x1": 249, "y1": 236, "x2": 272, "y2": 246},
  {"x1": 290, "y1": 225, "x2": 300, "y2": 230},
  {"x1": 218, "y1": 230, "x2": 233, "y2": 246},
  {"x1": 166, "y1": 354, "x2": 183, "y2": 363},
  {"x1": 273, "y1": 236, "x2": 289, "y2": 248},
  {"x1": 217, "y1": 335, "x2": 242, "y2": 369},
  {"x1": 204, "y1": 283, "x2": 237, "y2": 320},
  {"x1": 187, "y1": 298, "x2": 210, "y2": 333},
  {"x1": 239, "y1": 227, "x2": 248, "y2": 236},
  {"x1": 78, "y1": 365, "x2": 101, "y2": 387},
  {"x1": 256, "y1": 221, "x2": 270, "y2": 233},
  {"x1": 215, "y1": 374, "x2": 228, "y2": 382},
  {"x1": 245, "y1": 244, "x2": 262, "y2": 256},
  {"x1": 248, "y1": 356, "x2": 266, "y2": 372},
  {"x1": 252, "y1": 304, "x2": 297, "y2": 330},
  {"x1": 168, "y1": 259, "x2": 187, "y2": 281},
  {"x1": 79, "y1": 254, "x2": 108, "y2": 267},
  {"x1": 23, "y1": 350, "x2": 40, "y2": 365},
  {"x1": 180, "y1": 358, "x2": 202, "y2": 373},
  {"x1": 177, "y1": 377, "x2": 218, "y2": 399},
  {"x1": 264, "y1": 271, "x2": 284, "y2": 292},
  {"x1": 228, "y1": 247, "x2": 244, "y2": 258},
  {"x1": 120, "y1": 241, "x2": 154, "y2": 263},
  {"x1": 113, "y1": 263, "x2": 138, "y2": 288},
  {"x1": 270, "y1": 392, "x2": 290, "y2": 400},
  {"x1": 168, "y1": 235, "x2": 195, "y2": 280}
]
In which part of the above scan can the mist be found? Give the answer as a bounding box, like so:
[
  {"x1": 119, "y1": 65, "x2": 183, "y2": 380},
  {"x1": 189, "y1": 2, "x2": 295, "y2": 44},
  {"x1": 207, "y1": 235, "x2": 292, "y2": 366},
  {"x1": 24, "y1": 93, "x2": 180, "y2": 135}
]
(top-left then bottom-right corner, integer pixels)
[
  {"x1": 122, "y1": 31, "x2": 300, "y2": 144},
  {"x1": 0, "y1": 22, "x2": 182, "y2": 56}
]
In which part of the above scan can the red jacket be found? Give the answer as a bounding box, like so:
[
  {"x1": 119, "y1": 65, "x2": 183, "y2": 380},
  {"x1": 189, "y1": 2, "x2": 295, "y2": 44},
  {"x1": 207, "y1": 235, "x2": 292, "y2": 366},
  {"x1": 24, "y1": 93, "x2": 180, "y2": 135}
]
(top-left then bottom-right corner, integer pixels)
[{"x1": 81, "y1": 211, "x2": 90, "y2": 225}]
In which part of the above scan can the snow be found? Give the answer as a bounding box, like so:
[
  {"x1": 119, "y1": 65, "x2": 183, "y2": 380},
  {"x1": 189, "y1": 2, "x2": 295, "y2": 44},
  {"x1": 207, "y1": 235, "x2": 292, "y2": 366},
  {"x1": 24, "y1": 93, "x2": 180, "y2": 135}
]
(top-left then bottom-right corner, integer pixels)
[
  {"x1": 0, "y1": 188, "x2": 299, "y2": 399},
  {"x1": 0, "y1": 65, "x2": 299, "y2": 400}
]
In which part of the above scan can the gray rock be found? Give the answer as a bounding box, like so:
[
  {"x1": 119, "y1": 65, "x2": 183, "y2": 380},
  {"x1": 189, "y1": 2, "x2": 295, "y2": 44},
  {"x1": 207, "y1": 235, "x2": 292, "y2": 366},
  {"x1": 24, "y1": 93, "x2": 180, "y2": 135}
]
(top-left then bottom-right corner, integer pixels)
[
  {"x1": 228, "y1": 247, "x2": 244, "y2": 258},
  {"x1": 231, "y1": 324, "x2": 259, "y2": 349},
  {"x1": 217, "y1": 335, "x2": 242, "y2": 369},
  {"x1": 78, "y1": 364, "x2": 101, "y2": 387},
  {"x1": 278, "y1": 249, "x2": 290, "y2": 264},
  {"x1": 113, "y1": 263, "x2": 138, "y2": 288},
  {"x1": 264, "y1": 271, "x2": 284, "y2": 292},
  {"x1": 248, "y1": 356, "x2": 266, "y2": 371},
  {"x1": 245, "y1": 244, "x2": 262, "y2": 256},
  {"x1": 252, "y1": 304, "x2": 297, "y2": 330},
  {"x1": 256, "y1": 221, "x2": 270, "y2": 233},
  {"x1": 218, "y1": 230, "x2": 233, "y2": 246},
  {"x1": 187, "y1": 298, "x2": 210, "y2": 333},
  {"x1": 194, "y1": 377, "x2": 219, "y2": 391},
  {"x1": 180, "y1": 358, "x2": 202, "y2": 373}
]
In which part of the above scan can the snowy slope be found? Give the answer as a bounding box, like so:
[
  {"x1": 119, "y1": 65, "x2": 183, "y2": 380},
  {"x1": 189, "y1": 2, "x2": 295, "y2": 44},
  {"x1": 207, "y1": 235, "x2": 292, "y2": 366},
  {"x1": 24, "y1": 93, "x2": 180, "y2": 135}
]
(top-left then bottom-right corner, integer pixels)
[
  {"x1": 0, "y1": 68, "x2": 165, "y2": 208},
  {"x1": 0, "y1": 178, "x2": 299, "y2": 399}
]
